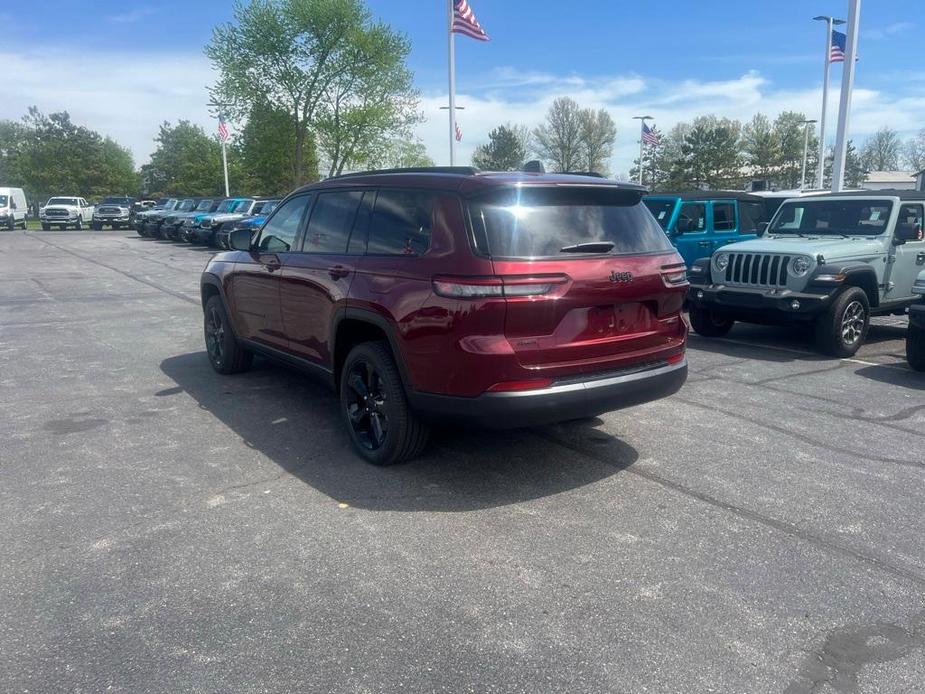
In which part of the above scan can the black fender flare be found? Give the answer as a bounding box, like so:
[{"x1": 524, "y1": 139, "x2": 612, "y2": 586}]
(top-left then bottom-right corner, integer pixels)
[
  {"x1": 807, "y1": 263, "x2": 880, "y2": 307},
  {"x1": 332, "y1": 307, "x2": 413, "y2": 393}
]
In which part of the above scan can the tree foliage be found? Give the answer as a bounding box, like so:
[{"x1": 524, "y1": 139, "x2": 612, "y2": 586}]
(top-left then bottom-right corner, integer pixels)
[
  {"x1": 578, "y1": 109, "x2": 616, "y2": 175},
  {"x1": 472, "y1": 124, "x2": 527, "y2": 171},
  {"x1": 532, "y1": 97, "x2": 585, "y2": 172},
  {"x1": 9, "y1": 108, "x2": 137, "y2": 202},
  {"x1": 368, "y1": 138, "x2": 434, "y2": 169},
  {"x1": 206, "y1": 0, "x2": 419, "y2": 184},
  {"x1": 141, "y1": 121, "x2": 227, "y2": 196},
  {"x1": 902, "y1": 129, "x2": 925, "y2": 172},
  {"x1": 235, "y1": 101, "x2": 319, "y2": 195}
]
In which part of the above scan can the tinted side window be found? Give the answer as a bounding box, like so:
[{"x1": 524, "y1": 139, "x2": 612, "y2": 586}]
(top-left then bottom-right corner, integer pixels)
[
  {"x1": 303, "y1": 191, "x2": 363, "y2": 254},
  {"x1": 898, "y1": 204, "x2": 924, "y2": 241},
  {"x1": 347, "y1": 191, "x2": 375, "y2": 255},
  {"x1": 256, "y1": 195, "x2": 311, "y2": 252},
  {"x1": 677, "y1": 203, "x2": 706, "y2": 234},
  {"x1": 712, "y1": 203, "x2": 735, "y2": 231},
  {"x1": 368, "y1": 190, "x2": 435, "y2": 256}
]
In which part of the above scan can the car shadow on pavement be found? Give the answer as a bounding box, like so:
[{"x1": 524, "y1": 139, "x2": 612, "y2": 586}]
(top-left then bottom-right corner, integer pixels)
[
  {"x1": 855, "y1": 363, "x2": 925, "y2": 390},
  {"x1": 688, "y1": 322, "x2": 907, "y2": 363},
  {"x1": 160, "y1": 352, "x2": 633, "y2": 513}
]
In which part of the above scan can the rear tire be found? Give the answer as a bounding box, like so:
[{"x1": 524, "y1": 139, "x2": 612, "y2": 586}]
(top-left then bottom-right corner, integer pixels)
[
  {"x1": 907, "y1": 322, "x2": 925, "y2": 372},
  {"x1": 689, "y1": 306, "x2": 735, "y2": 337},
  {"x1": 74, "y1": 218, "x2": 82, "y2": 231},
  {"x1": 815, "y1": 286, "x2": 869, "y2": 357},
  {"x1": 340, "y1": 341, "x2": 428, "y2": 466},
  {"x1": 203, "y1": 295, "x2": 253, "y2": 375}
]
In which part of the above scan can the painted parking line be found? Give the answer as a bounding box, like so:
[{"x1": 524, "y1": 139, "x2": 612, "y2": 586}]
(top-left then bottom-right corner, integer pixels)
[{"x1": 694, "y1": 336, "x2": 911, "y2": 371}]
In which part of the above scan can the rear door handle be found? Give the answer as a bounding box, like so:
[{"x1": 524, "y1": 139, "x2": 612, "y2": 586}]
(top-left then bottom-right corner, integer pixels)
[
  {"x1": 329, "y1": 265, "x2": 350, "y2": 280},
  {"x1": 697, "y1": 241, "x2": 712, "y2": 247}
]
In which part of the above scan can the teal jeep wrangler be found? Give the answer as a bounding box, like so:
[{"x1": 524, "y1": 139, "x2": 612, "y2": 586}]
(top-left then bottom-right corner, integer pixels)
[{"x1": 687, "y1": 191, "x2": 925, "y2": 357}]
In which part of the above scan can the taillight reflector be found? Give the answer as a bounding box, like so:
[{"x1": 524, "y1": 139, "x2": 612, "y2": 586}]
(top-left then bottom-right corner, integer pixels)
[
  {"x1": 486, "y1": 378, "x2": 554, "y2": 393},
  {"x1": 666, "y1": 352, "x2": 685, "y2": 365}
]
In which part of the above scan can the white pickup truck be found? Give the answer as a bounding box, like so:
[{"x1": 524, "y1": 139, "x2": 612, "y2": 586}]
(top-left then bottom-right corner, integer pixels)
[{"x1": 40, "y1": 196, "x2": 95, "y2": 230}]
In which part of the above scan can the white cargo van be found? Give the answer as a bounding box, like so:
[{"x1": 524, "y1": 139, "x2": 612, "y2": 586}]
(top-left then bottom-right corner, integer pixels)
[{"x1": 0, "y1": 187, "x2": 27, "y2": 230}]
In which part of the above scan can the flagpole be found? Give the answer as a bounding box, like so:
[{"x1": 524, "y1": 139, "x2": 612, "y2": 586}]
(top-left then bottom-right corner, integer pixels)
[
  {"x1": 813, "y1": 15, "x2": 844, "y2": 189},
  {"x1": 447, "y1": 0, "x2": 457, "y2": 166},
  {"x1": 632, "y1": 115, "x2": 652, "y2": 185},
  {"x1": 831, "y1": 0, "x2": 860, "y2": 193},
  {"x1": 221, "y1": 139, "x2": 230, "y2": 197}
]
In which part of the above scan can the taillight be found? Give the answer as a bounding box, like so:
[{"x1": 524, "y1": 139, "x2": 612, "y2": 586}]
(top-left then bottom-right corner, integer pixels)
[
  {"x1": 661, "y1": 263, "x2": 688, "y2": 287},
  {"x1": 433, "y1": 275, "x2": 568, "y2": 299}
]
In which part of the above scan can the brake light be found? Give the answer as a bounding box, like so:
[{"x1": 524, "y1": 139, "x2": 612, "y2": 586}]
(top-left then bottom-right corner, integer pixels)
[
  {"x1": 666, "y1": 352, "x2": 685, "y2": 365},
  {"x1": 433, "y1": 275, "x2": 568, "y2": 299},
  {"x1": 661, "y1": 263, "x2": 688, "y2": 287},
  {"x1": 486, "y1": 378, "x2": 553, "y2": 392}
]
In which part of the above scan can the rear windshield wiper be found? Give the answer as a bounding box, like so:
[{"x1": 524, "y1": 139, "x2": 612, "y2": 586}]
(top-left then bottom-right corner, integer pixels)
[{"x1": 559, "y1": 241, "x2": 615, "y2": 253}]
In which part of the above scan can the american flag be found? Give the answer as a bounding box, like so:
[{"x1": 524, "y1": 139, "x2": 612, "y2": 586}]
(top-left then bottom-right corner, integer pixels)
[
  {"x1": 218, "y1": 114, "x2": 229, "y2": 142},
  {"x1": 452, "y1": 0, "x2": 489, "y2": 42},
  {"x1": 455, "y1": 122, "x2": 463, "y2": 142},
  {"x1": 642, "y1": 122, "x2": 660, "y2": 146},
  {"x1": 830, "y1": 30, "x2": 846, "y2": 63}
]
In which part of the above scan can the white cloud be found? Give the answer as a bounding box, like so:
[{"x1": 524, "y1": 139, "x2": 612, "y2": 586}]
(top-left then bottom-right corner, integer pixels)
[
  {"x1": 863, "y1": 21, "x2": 914, "y2": 40},
  {"x1": 0, "y1": 49, "x2": 218, "y2": 167},
  {"x1": 106, "y1": 7, "x2": 156, "y2": 24},
  {"x1": 4, "y1": 48, "x2": 923, "y2": 178}
]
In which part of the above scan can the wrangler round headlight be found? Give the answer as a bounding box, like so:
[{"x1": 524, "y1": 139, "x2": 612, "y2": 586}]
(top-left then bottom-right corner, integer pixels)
[
  {"x1": 791, "y1": 255, "x2": 813, "y2": 277},
  {"x1": 713, "y1": 252, "x2": 730, "y2": 272}
]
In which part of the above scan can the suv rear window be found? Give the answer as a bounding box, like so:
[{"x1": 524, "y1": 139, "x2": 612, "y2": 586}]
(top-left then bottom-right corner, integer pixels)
[{"x1": 469, "y1": 187, "x2": 673, "y2": 259}]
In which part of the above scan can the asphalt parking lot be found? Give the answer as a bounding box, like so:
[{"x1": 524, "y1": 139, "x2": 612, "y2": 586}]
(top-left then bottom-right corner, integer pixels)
[{"x1": 1, "y1": 229, "x2": 924, "y2": 693}]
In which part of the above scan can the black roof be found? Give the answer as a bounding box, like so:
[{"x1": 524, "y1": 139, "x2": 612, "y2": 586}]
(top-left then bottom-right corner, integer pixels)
[{"x1": 645, "y1": 190, "x2": 766, "y2": 202}]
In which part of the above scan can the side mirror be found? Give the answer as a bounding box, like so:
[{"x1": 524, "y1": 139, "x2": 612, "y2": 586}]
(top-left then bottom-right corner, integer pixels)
[
  {"x1": 895, "y1": 224, "x2": 923, "y2": 244},
  {"x1": 229, "y1": 227, "x2": 253, "y2": 251}
]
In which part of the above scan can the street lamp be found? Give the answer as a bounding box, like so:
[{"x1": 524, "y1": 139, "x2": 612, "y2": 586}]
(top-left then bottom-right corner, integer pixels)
[
  {"x1": 632, "y1": 115, "x2": 653, "y2": 185},
  {"x1": 812, "y1": 16, "x2": 846, "y2": 189},
  {"x1": 800, "y1": 119, "x2": 818, "y2": 190}
]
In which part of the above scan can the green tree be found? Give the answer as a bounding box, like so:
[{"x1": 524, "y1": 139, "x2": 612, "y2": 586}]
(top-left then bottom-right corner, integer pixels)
[
  {"x1": 578, "y1": 108, "x2": 616, "y2": 175},
  {"x1": 860, "y1": 126, "x2": 901, "y2": 171},
  {"x1": 533, "y1": 97, "x2": 584, "y2": 172},
  {"x1": 823, "y1": 140, "x2": 867, "y2": 188},
  {"x1": 207, "y1": 0, "x2": 419, "y2": 185},
  {"x1": 678, "y1": 116, "x2": 743, "y2": 190},
  {"x1": 0, "y1": 120, "x2": 27, "y2": 185},
  {"x1": 141, "y1": 121, "x2": 226, "y2": 196},
  {"x1": 369, "y1": 138, "x2": 434, "y2": 169},
  {"x1": 740, "y1": 114, "x2": 780, "y2": 182},
  {"x1": 16, "y1": 108, "x2": 137, "y2": 202},
  {"x1": 472, "y1": 124, "x2": 527, "y2": 171},
  {"x1": 236, "y1": 101, "x2": 319, "y2": 195},
  {"x1": 773, "y1": 112, "x2": 815, "y2": 189}
]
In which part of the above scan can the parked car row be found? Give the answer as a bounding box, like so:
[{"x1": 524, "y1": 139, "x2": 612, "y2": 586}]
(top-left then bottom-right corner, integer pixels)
[
  {"x1": 27, "y1": 195, "x2": 157, "y2": 230},
  {"x1": 134, "y1": 196, "x2": 280, "y2": 247}
]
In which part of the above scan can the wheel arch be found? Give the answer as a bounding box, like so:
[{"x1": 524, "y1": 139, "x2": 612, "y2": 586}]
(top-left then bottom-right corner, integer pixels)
[{"x1": 332, "y1": 309, "x2": 412, "y2": 394}]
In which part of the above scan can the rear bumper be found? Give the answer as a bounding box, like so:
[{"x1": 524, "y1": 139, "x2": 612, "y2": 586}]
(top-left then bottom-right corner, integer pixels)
[
  {"x1": 687, "y1": 283, "x2": 836, "y2": 323},
  {"x1": 408, "y1": 359, "x2": 687, "y2": 429}
]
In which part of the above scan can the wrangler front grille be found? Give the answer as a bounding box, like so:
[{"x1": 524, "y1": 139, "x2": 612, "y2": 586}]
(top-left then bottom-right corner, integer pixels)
[{"x1": 723, "y1": 253, "x2": 791, "y2": 288}]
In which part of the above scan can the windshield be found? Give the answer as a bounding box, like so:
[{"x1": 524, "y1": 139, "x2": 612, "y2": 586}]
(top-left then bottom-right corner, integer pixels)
[
  {"x1": 47, "y1": 198, "x2": 78, "y2": 206},
  {"x1": 643, "y1": 198, "x2": 677, "y2": 230},
  {"x1": 215, "y1": 199, "x2": 237, "y2": 213},
  {"x1": 196, "y1": 200, "x2": 213, "y2": 211},
  {"x1": 469, "y1": 187, "x2": 674, "y2": 259},
  {"x1": 232, "y1": 200, "x2": 253, "y2": 213},
  {"x1": 101, "y1": 197, "x2": 131, "y2": 205},
  {"x1": 770, "y1": 199, "x2": 894, "y2": 236},
  {"x1": 177, "y1": 199, "x2": 197, "y2": 212}
]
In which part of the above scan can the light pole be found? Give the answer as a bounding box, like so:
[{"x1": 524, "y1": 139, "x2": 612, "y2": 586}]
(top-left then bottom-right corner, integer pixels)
[
  {"x1": 800, "y1": 119, "x2": 817, "y2": 190},
  {"x1": 632, "y1": 115, "x2": 652, "y2": 185},
  {"x1": 813, "y1": 15, "x2": 845, "y2": 189}
]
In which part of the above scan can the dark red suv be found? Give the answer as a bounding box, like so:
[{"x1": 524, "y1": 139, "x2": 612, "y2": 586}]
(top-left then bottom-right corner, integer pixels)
[{"x1": 200, "y1": 167, "x2": 689, "y2": 465}]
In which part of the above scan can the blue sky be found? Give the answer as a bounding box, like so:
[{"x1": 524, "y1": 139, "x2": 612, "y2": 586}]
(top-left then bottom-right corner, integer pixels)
[{"x1": 4, "y1": 0, "x2": 924, "y2": 174}]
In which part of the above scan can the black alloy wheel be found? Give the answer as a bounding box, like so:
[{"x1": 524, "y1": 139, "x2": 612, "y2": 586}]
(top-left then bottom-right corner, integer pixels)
[
  {"x1": 345, "y1": 359, "x2": 390, "y2": 452},
  {"x1": 203, "y1": 295, "x2": 252, "y2": 375}
]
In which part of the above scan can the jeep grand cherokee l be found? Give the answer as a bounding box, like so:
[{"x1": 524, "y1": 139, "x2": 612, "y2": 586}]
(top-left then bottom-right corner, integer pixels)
[{"x1": 200, "y1": 168, "x2": 689, "y2": 465}]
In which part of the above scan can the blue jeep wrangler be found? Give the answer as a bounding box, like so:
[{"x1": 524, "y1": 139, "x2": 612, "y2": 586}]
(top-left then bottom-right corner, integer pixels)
[{"x1": 644, "y1": 192, "x2": 769, "y2": 267}]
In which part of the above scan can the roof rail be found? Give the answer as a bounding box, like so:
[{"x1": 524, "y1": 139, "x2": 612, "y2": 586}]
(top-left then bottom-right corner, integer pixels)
[
  {"x1": 560, "y1": 171, "x2": 605, "y2": 178},
  {"x1": 331, "y1": 166, "x2": 480, "y2": 179}
]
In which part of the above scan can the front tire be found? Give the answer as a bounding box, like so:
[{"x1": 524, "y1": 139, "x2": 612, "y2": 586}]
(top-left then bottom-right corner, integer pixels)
[
  {"x1": 91, "y1": 222, "x2": 101, "y2": 231},
  {"x1": 340, "y1": 341, "x2": 428, "y2": 466},
  {"x1": 689, "y1": 306, "x2": 735, "y2": 337},
  {"x1": 203, "y1": 295, "x2": 253, "y2": 375},
  {"x1": 74, "y1": 218, "x2": 82, "y2": 231},
  {"x1": 907, "y1": 322, "x2": 925, "y2": 372},
  {"x1": 815, "y1": 286, "x2": 869, "y2": 357}
]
